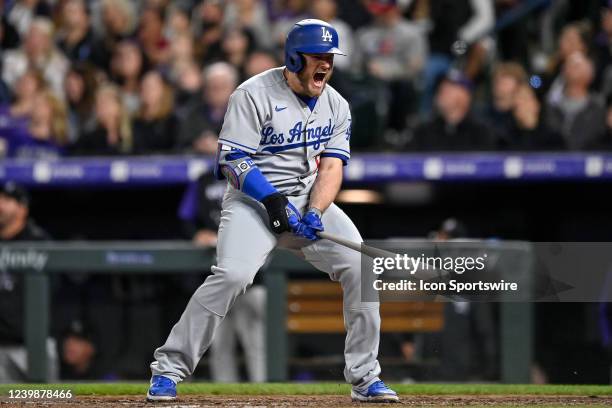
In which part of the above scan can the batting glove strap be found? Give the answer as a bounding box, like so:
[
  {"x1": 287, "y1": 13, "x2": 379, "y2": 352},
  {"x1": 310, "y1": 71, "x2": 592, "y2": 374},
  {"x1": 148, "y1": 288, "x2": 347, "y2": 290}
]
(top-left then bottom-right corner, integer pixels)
[
  {"x1": 262, "y1": 192, "x2": 290, "y2": 234},
  {"x1": 286, "y1": 201, "x2": 302, "y2": 227}
]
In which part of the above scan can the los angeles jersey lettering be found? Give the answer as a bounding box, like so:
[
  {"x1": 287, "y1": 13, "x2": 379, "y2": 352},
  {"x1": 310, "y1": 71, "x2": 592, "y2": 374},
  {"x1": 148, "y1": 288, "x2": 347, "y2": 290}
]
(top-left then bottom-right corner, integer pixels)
[{"x1": 218, "y1": 67, "x2": 351, "y2": 195}]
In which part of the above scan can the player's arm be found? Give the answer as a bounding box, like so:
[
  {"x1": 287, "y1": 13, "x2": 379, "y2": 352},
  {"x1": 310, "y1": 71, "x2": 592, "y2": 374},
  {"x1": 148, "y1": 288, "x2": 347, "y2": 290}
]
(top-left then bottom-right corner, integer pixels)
[
  {"x1": 216, "y1": 146, "x2": 300, "y2": 234},
  {"x1": 297, "y1": 100, "x2": 352, "y2": 240},
  {"x1": 311, "y1": 97, "x2": 351, "y2": 213},
  {"x1": 309, "y1": 156, "x2": 343, "y2": 213},
  {"x1": 290, "y1": 157, "x2": 342, "y2": 241},
  {"x1": 215, "y1": 89, "x2": 301, "y2": 234}
]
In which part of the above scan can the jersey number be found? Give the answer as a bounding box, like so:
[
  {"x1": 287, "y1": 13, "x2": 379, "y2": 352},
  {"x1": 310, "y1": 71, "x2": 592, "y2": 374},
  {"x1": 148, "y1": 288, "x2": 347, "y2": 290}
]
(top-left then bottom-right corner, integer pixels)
[{"x1": 321, "y1": 27, "x2": 333, "y2": 42}]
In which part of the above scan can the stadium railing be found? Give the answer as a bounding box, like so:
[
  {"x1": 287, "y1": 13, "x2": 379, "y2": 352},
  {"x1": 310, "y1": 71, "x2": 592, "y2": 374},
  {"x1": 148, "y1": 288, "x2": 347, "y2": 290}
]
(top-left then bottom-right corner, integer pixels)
[
  {"x1": 1, "y1": 240, "x2": 532, "y2": 384},
  {"x1": 2, "y1": 153, "x2": 612, "y2": 186}
]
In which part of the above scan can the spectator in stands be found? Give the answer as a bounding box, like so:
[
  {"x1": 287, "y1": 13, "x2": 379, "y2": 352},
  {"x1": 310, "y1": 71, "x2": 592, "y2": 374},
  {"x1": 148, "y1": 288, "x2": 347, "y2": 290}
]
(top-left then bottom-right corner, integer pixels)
[
  {"x1": 594, "y1": 1, "x2": 612, "y2": 97},
  {"x1": 0, "y1": 70, "x2": 44, "y2": 157},
  {"x1": 0, "y1": 1, "x2": 20, "y2": 51},
  {"x1": 544, "y1": 21, "x2": 591, "y2": 104},
  {"x1": 193, "y1": 0, "x2": 225, "y2": 63},
  {"x1": 494, "y1": 0, "x2": 531, "y2": 66},
  {"x1": 169, "y1": 32, "x2": 197, "y2": 68},
  {"x1": 72, "y1": 83, "x2": 132, "y2": 155},
  {"x1": 220, "y1": 27, "x2": 256, "y2": 79},
  {"x1": 2, "y1": 69, "x2": 46, "y2": 118},
  {"x1": 419, "y1": 0, "x2": 494, "y2": 114},
  {"x1": 176, "y1": 62, "x2": 238, "y2": 153},
  {"x1": 164, "y1": 5, "x2": 192, "y2": 41},
  {"x1": 21, "y1": 89, "x2": 68, "y2": 156},
  {"x1": 223, "y1": 0, "x2": 273, "y2": 49},
  {"x1": 138, "y1": 7, "x2": 170, "y2": 67},
  {"x1": 310, "y1": 0, "x2": 355, "y2": 72},
  {"x1": 90, "y1": 0, "x2": 137, "y2": 72},
  {"x1": 271, "y1": 0, "x2": 309, "y2": 53},
  {"x1": 0, "y1": 182, "x2": 58, "y2": 382},
  {"x1": 2, "y1": 17, "x2": 69, "y2": 99},
  {"x1": 132, "y1": 71, "x2": 178, "y2": 154},
  {"x1": 64, "y1": 64, "x2": 99, "y2": 143},
  {"x1": 544, "y1": 52, "x2": 607, "y2": 150},
  {"x1": 171, "y1": 61, "x2": 204, "y2": 121},
  {"x1": 56, "y1": 0, "x2": 95, "y2": 63},
  {"x1": 410, "y1": 70, "x2": 496, "y2": 151},
  {"x1": 5, "y1": 0, "x2": 51, "y2": 37},
  {"x1": 356, "y1": 0, "x2": 428, "y2": 130},
  {"x1": 243, "y1": 49, "x2": 279, "y2": 78},
  {"x1": 487, "y1": 62, "x2": 528, "y2": 139},
  {"x1": 503, "y1": 84, "x2": 565, "y2": 150},
  {"x1": 59, "y1": 320, "x2": 98, "y2": 380},
  {"x1": 110, "y1": 40, "x2": 145, "y2": 115},
  {"x1": 0, "y1": 89, "x2": 68, "y2": 159}
]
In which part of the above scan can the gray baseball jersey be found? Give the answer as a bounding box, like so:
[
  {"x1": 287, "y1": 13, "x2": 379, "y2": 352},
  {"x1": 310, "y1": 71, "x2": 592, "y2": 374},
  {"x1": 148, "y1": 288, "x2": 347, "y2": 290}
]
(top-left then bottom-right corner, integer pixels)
[
  {"x1": 218, "y1": 67, "x2": 352, "y2": 195},
  {"x1": 150, "y1": 66, "x2": 382, "y2": 390}
]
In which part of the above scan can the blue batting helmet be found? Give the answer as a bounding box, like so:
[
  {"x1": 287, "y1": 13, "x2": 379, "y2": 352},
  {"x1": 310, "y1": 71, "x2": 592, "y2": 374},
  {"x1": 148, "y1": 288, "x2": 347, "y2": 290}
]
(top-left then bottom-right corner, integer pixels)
[{"x1": 284, "y1": 19, "x2": 345, "y2": 73}]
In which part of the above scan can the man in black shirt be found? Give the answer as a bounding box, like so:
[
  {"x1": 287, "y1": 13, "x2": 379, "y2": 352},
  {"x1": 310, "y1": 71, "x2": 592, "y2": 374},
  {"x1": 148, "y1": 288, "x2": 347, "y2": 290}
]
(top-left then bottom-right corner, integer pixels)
[
  {"x1": 411, "y1": 70, "x2": 497, "y2": 151},
  {"x1": 0, "y1": 182, "x2": 58, "y2": 382}
]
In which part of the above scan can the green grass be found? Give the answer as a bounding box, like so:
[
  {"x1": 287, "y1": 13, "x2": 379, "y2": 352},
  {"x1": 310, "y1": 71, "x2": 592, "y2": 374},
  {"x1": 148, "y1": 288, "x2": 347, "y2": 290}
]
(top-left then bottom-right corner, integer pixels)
[{"x1": 0, "y1": 383, "x2": 610, "y2": 397}]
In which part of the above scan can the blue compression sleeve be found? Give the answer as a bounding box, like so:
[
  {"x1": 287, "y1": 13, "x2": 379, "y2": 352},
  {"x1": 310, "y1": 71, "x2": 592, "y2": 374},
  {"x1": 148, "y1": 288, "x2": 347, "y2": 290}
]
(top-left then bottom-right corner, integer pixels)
[{"x1": 242, "y1": 167, "x2": 277, "y2": 201}]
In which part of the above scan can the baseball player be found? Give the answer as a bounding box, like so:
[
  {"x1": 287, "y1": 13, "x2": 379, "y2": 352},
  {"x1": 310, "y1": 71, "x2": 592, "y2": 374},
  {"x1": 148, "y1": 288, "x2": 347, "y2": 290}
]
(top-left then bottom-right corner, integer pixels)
[{"x1": 147, "y1": 19, "x2": 399, "y2": 403}]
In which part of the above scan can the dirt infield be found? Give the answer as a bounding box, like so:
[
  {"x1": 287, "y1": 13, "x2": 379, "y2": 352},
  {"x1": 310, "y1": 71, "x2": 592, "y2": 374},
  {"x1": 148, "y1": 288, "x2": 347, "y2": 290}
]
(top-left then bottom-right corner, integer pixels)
[{"x1": 1, "y1": 395, "x2": 612, "y2": 407}]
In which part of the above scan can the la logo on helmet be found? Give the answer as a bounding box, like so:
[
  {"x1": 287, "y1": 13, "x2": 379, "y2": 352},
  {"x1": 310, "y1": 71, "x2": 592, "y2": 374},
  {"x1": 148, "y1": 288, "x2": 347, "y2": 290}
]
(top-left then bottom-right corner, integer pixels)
[{"x1": 321, "y1": 27, "x2": 333, "y2": 42}]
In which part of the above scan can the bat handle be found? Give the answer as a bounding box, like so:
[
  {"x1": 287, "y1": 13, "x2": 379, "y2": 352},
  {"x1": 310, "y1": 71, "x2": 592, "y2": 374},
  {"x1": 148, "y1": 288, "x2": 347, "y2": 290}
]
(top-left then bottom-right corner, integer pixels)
[
  {"x1": 317, "y1": 231, "x2": 398, "y2": 260},
  {"x1": 316, "y1": 231, "x2": 363, "y2": 253}
]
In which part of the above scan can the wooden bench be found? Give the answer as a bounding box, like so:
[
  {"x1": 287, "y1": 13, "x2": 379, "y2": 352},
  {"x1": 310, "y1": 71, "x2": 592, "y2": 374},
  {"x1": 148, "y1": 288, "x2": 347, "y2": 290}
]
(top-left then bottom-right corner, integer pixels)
[{"x1": 287, "y1": 280, "x2": 444, "y2": 333}]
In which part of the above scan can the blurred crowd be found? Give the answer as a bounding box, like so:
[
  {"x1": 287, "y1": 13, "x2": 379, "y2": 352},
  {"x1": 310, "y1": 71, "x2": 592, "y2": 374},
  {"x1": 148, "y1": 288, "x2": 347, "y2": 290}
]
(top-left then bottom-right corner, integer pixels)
[{"x1": 1, "y1": 0, "x2": 612, "y2": 158}]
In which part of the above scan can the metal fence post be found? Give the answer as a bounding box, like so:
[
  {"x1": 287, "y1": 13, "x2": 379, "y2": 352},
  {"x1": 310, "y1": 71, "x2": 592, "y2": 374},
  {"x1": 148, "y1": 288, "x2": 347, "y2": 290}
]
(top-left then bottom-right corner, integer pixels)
[
  {"x1": 499, "y1": 243, "x2": 534, "y2": 384},
  {"x1": 500, "y1": 302, "x2": 533, "y2": 383},
  {"x1": 264, "y1": 266, "x2": 287, "y2": 382},
  {"x1": 25, "y1": 271, "x2": 49, "y2": 382}
]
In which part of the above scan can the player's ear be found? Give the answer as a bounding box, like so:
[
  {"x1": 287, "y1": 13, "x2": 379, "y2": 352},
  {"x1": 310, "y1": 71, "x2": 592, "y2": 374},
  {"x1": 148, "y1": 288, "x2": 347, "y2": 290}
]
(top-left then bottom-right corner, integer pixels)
[
  {"x1": 299, "y1": 53, "x2": 306, "y2": 71},
  {"x1": 289, "y1": 55, "x2": 298, "y2": 69},
  {"x1": 291, "y1": 52, "x2": 305, "y2": 73}
]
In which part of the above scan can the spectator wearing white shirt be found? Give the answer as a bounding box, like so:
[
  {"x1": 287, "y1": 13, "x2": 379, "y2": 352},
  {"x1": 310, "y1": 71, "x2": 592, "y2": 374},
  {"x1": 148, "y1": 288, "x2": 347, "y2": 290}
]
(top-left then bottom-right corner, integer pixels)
[{"x1": 2, "y1": 18, "x2": 69, "y2": 100}]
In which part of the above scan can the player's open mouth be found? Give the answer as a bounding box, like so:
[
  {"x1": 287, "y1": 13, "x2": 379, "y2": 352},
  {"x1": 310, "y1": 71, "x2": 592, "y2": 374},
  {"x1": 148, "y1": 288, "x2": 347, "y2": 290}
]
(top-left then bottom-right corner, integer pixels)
[{"x1": 313, "y1": 71, "x2": 327, "y2": 87}]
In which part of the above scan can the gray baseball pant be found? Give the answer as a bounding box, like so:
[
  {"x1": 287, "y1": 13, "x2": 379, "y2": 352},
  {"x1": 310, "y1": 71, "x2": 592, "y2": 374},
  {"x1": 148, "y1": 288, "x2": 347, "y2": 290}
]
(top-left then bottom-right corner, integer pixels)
[
  {"x1": 150, "y1": 188, "x2": 381, "y2": 387},
  {"x1": 209, "y1": 285, "x2": 266, "y2": 382}
]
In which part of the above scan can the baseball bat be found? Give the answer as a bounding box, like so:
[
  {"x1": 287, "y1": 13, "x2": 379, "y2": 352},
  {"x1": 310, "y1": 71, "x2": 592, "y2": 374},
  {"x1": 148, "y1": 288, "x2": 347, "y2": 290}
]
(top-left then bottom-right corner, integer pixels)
[
  {"x1": 316, "y1": 231, "x2": 451, "y2": 281},
  {"x1": 317, "y1": 231, "x2": 396, "y2": 259}
]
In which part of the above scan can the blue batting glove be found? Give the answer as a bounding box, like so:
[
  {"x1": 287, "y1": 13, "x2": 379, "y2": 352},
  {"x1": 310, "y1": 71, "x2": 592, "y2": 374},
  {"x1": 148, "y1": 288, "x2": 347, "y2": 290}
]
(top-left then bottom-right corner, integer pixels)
[
  {"x1": 286, "y1": 202, "x2": 315, "y2": 240},
  {"x1": 287, "y1": 207, "x2": 323, "y2": 241},
  {"x1": 302, "y1": 208, "x2": 324, "y2": 232},
  {"x1": 291, "y1": 222, "x2": 317, "y2": 240},
  {"x1": 293, "y1": 208, "x2": 323, "y2": 241}
]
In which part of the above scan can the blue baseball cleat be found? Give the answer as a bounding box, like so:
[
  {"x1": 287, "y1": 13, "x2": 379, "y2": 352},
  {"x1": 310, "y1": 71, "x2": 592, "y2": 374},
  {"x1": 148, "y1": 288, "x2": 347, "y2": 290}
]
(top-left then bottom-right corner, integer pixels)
[
  {"x1": 351, "y1": 380, "x2": 399, "y2": 403},
  {"x1": 146, "y1": 375, "x2": 177, "y2": 402}
]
